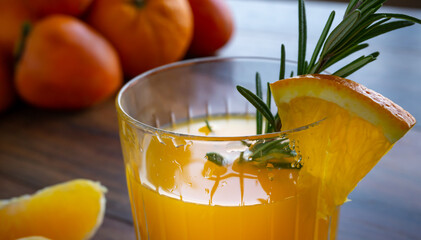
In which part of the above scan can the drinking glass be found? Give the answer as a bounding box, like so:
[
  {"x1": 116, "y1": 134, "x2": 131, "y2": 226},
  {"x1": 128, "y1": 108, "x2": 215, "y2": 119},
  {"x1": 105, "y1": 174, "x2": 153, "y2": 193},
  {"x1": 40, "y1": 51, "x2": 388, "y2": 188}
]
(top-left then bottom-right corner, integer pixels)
[{"x1": 116, "y1": 57, "x2": 339, "y2": 240}]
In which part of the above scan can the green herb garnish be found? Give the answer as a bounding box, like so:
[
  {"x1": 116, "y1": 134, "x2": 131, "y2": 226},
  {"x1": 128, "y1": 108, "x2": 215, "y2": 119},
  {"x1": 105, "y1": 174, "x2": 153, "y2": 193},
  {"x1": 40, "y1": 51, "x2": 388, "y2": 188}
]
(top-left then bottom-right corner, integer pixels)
[
  {"x1": 236, "y1": 85, "x2": 276, "y2": 129},
  {"x1": 207, "y1": 0, "x2": 420, "y2": 169},
  {"x1": 250, "y1": 139, "x2": 290, "y2": 158},
  {"x1": 206, "y1": 152, "x2": 226, "y2": 166},
  {"x1": 255, "y1": 73, "x2": 263, "y2": 134},
  {"x1": 243, "y1": 139, "x2": 300, "y2": 169},
  {"x1": 240, "y1": 0, "x2": 420, "y2": 135},
  {"x1": 305, "y1": 0, "x2": 420, "y2": 77},
  {"x1": 205, "y1": 119, "x2": 213, "y2": 132}
]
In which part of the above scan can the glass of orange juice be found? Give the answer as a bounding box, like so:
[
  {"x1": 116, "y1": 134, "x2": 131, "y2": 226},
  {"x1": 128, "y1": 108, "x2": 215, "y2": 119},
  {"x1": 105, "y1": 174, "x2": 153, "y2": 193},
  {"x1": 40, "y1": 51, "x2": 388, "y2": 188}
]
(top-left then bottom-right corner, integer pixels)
[{"x1": 116, "y1": 57, "x2": 339, "y2": 240}]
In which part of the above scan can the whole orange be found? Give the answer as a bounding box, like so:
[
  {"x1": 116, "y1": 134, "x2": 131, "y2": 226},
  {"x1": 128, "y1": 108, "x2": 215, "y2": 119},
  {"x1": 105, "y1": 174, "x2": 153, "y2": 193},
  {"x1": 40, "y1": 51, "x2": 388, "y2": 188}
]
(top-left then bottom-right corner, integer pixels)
[
  {"x1": 23, "y1": 0, "x2": 93, "y2": 18},
  {"x1": 0, "y1": 0, "x2": 35, "y2": 56},
  {"x1": 0, "y1": 53, "x2": 15, "y2": 112},
  {"x1": 187, "y1": 0, "x2": 234, "y2": 56},
  {"x1": 15, "y1": 15, "x2": 123, "y2": 109},
  {"x1": 86, "y1": 0, "x2": 193, "y2": 78}
]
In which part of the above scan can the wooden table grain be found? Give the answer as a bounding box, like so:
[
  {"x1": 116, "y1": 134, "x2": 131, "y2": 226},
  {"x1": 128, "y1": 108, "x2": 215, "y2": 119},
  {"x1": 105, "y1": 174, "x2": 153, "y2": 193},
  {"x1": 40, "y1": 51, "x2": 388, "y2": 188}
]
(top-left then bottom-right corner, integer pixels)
[{"x1": 1, "y1": 1, "x2": 420, "y2": 239}]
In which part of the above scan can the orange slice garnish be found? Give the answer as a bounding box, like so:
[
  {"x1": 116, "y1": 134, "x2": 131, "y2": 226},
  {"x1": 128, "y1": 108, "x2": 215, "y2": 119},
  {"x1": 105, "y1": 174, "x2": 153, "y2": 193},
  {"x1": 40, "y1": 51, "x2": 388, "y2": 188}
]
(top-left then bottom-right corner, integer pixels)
[{"x1": 270, "y1": 74, "x2": 416, "y2": 216}]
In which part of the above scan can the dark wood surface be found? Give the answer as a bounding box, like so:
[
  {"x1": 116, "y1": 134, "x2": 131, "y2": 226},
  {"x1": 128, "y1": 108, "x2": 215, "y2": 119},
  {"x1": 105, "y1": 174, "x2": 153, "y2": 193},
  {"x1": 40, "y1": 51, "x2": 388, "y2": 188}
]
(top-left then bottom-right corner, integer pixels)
[{"x1": 1, "y1": 1, "x2": 421, "y2": 239}]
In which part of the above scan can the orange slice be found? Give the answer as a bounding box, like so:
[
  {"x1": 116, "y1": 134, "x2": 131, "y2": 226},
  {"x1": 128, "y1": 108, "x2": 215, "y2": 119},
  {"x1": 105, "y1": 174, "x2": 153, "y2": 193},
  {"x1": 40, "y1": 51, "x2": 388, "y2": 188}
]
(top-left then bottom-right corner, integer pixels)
[
  {"x1": 270, "y1": 74, "x2": 416, "y2": 216},
  {"x1": 0, "y1": 179, "x2": 107, "y2": 240}
]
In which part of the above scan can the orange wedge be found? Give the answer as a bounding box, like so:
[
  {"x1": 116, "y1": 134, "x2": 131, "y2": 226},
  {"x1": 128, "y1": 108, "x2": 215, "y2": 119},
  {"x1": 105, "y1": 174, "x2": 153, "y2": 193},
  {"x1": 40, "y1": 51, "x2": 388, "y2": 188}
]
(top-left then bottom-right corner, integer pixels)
[
  {"x1": 270, "y1": 74, "x2": 416, "y2": 216},
  {"x1": 0, "y1": 179, "x2": 107, "y2": 240}
]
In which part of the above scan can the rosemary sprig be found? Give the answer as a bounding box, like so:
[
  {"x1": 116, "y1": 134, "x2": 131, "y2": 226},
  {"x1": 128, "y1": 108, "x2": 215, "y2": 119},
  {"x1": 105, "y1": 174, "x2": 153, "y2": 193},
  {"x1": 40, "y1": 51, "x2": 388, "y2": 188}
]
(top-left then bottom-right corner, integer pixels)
[
  {"x1": 239, "y1": 0, "x2": 420, "y2": 132},
  {"x1": 208, "y1": 0, "x2": 420, "y2": 169},
  {"x1": 247, "y1": 139, "x2": 299, "y2": 168},
  {"x1": 307, "y1": 0, "x2": 420, "y2": 77}
]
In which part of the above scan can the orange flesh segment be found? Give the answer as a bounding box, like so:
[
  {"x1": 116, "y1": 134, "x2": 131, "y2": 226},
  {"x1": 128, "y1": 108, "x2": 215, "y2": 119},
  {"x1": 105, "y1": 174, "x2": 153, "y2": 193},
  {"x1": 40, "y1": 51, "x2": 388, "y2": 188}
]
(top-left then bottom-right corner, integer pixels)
[{"x1": 0, "y1": 179, "x2": 106, "y2": 240}]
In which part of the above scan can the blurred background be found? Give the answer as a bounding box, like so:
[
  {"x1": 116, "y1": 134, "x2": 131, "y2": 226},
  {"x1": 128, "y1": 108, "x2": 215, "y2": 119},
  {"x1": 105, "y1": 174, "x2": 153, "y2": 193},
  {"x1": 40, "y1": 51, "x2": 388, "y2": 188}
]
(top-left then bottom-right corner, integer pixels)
[{"x1": 249, "y1": 0, "x2": 421, "y2": 9}]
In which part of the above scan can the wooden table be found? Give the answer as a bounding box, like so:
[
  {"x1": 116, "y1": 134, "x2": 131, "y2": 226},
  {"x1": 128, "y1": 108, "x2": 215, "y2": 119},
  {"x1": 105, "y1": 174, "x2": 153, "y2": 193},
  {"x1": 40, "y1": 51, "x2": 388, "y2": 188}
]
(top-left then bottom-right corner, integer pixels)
[{"x1": 1, "y1": 1, "x2": 420, "y2": 239}]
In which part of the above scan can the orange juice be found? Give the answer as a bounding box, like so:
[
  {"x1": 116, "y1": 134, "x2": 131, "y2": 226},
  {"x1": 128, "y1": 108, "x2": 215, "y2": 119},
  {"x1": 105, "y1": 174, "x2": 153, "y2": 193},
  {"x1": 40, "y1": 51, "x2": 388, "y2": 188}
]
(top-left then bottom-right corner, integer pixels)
[{"x1": 122, "y1": 116, "x2": 339, "y2": 240}]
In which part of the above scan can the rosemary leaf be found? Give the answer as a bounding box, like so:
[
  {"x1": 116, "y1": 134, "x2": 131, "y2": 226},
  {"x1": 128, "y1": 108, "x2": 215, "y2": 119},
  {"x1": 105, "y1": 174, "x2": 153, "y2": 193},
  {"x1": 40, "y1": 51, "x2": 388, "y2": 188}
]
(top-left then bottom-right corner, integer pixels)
[
  {"x1": 297, "y1": 0, "x2": 307, "y2": 75},
  {"x1": 328, "y1": 13, "x2": 386, "y2": 56},
  {"x1": 308, "y1": 11, "x2": 335, "y2": 73},
  {"x1": 359, "y1": 4, "x2": 382, "y2": 22},
  {"x1": 333, "y1": 52, "x2": 379, "y2": 78},
  {"x1": 255, "y1": 72, "x2": 263, "y2": 134},
  {"x1": 358, "y1": 0, "x2": 386, "y2": 16},
  {"x1": 359, "y1": 16, "x2": 391, "y2": 34},
  {"x1": 241, "y1": 140, "x2": 252, "y2": 147},
  {"x1": 279, "y1": 44, "x2": 286, "y2": 80},
  {"x1": 274, "y1": 113, "x2": 282, "y2": 131},
  {"x1": 206, "y1": 152, "x2": 226, "y2": 166},
  {"x1": 265, "y1": 82, "x2": 272, "y2": 133},
  {"x1": 255, "y1": 73, "x2": 263, "y2": 99},
  {"x1": 267, "y1": 147, "x2": 297, "y2": 157},
  {"x1": 251, "y1": 139, "x2": 288, "y2": 158},
  {"x1": 321, "y1": 43, "x2": 369, "y2": 72},
  {"x1": 263, "y1": 143, "x2": 293, "y2": 157},
  {"x1": 320, "y1": 10, "x2": 361, "y2": 57},
  {"x1": 382, "y1": 13, "x2": 421, "y2": 24},
  {"x1": 356, "y1": 20, "x2": 415, "y2": 43},
  {"x1": 205, "y1": 119, "x2": 212, "y2": 132},
  {"x1": 238, "y1": 152, "x2": 246, "y2": 163},
  {"x1": 344, "y1": 0, "x2": 360, "y2": 18},
  {"x1": 237, "y1": 85, "x2": 276, "y2": 127}
]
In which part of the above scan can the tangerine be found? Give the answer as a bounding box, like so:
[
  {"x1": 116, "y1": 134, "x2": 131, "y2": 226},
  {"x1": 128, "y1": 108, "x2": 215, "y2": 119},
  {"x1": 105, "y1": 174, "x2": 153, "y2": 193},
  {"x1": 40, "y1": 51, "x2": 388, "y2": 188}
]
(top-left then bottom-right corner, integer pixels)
[
  {"x1": 24, "y1": 0, "x2": 93, "y2": 18},
  {"x1": 15, "y1": 15, "x2": 123, "y2": 109},
  {"x1": 87, "y1": 0, "x2": 193, "y2": 78},
  {"x1": 187, "y1": 0, "x2": 234, "y2": 56}
]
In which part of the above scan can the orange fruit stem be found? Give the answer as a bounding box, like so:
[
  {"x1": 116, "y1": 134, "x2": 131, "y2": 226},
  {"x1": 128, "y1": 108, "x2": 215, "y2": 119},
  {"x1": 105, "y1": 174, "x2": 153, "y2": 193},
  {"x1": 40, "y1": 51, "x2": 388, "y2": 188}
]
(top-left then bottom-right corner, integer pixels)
[{"x1": 14, "y1": 22, "x2": 32, "y2": 65}]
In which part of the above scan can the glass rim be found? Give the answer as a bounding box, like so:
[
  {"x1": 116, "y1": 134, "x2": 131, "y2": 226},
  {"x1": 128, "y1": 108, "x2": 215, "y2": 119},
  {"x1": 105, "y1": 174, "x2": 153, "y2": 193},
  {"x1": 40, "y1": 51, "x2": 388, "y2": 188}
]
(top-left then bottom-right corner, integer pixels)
[{"x1": 116, "y1": 56, "x2": 323, "y2": 141}]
